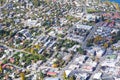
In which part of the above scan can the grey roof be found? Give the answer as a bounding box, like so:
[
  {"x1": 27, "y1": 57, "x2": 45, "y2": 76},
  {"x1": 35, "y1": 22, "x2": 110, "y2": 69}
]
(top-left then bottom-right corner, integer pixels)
[{"x1": 44, "y1": 77, "x2": 60, "y2": 80}]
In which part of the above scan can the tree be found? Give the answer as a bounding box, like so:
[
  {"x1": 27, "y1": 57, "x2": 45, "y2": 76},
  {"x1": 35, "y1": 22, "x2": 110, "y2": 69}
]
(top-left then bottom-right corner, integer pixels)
[
  {"x1": 95, "y1": 17, "x2": 98, "y2": 23},
  {"x1": 30, "y1": 48, "x2": 34, "y2": 54},
  {"x1": 35, "y1": 44, "x2": 40, "y2": 49},
  {"x1": 101, "y1": 15, "x2": 104, "y2": 21},
  {"x1": 69, "y1": 76, "x2": 76, "y2": 80},
  {"x1": 94, "y1": 36, "x2": 102, "y2": 44},
  {"x1": 63, "y1": 71, "x2": 67, "y2": 80},
  {"x1": 20, "y1": 72, "x2": 25, "y2": 80},
  {"x1": 52, "y1": 63, "x2": 58, "y2": 68},
  {"x1": 109, "y1": 39, "x2": 113, "y2": 44},
  {"x1": 32, "y1": 0, "x2": 40, "y2": 7},
  {"x1": 77, "y1": 47, "x2": 84, "y2": 54},
  {"x1": 87, "y1": 39, "x2": 94, "y2": 47},
  {"x1": 39, "y1": 71, "x2": 44, "y2": 80},
  {"x1": 39, "y1": 55, "x2": 46, "y2": 61},
  {"x1": 0, "y1": 65, "x2": 2, "y2": 73},
  {"x1": 103, "y1": 43, "x2": 109, "y2": 48},
  {"x1": 95, "y1": 57, "x2": 100, "y2": 62},
  {"x1": 45, "y1": 0, "x2": 49, "y2": 4}
]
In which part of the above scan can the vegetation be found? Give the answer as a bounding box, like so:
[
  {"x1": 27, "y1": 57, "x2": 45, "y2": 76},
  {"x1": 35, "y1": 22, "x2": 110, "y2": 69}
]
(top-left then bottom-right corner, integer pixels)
[
  {"x1": 0, "y1": 30, "x2": 10, "y2": 39},
  {"x1": 69, "y1": 76, "x2": 76, "y2": 80},
  {"x1": 103, "y1": 43, "x2": 109, "y2": 48},
  {"x1": 87, "y1": 39, "x2": 94, "y2": 47},
  {"x1": 63, "y1": 71, "x2": 67, "y2": 80},
  {"x1": 20, "y1": 72, "x2": 25, "y2": 80},
  {"x1": 11, "y1": 52, "x2": 46, "y2": 67},
  {"x1": 39, "y1": 71, "x2": 44, "y2": 80},
  {"x1": 87, "y1": 9, "x2": 101, "y2": 13},
  {"x1": 56, "y1": 39, "x2": 78, "y2": 50},
  {"x1": 77, "y1": 47, "x2": 85, "y2": 54},
  {"x1": 0, "y1": 0, "x2": 6, "y2": 6},
  {"x1": 0, "y1": 65, "x2": 2, "y2": 73}
]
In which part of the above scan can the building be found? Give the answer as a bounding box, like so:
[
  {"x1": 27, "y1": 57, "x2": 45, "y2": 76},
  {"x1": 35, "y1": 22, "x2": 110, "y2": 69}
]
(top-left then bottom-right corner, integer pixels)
[
  {"x1": 75, "y1": 72, "x2": 90, "y2": 80},
  {"x1": 75, "y1": 24, "x2": 93, "y2": 31},
  {"x1": 112, "y1": 40, "x2": 120, "y2": 50},
  {"x1": 47, "y1": 72, "x2": 57, "y2": 76},
  {"x1": 93, "y1": 72, "x2": 102, "y2": 80},
  {"x1": 45, "y1": 77, "x2": 60, "y2": 80}
]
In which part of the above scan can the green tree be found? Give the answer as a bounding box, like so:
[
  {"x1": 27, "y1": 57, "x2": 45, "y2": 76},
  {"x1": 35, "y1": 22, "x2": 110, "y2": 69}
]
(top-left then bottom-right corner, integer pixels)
[
  {"x1": 63, "y1": 71, "x2": 69, "y2": 80},
  {"x1": 39, "y1": 71, "x2": 44, "y2": 80},
  {"x1": 32, "y1": 0, "x2": 40, "y2": 7},
  {"x1": 77, "y1": 47, "x2": 84, "y2": 54},
  {"x1": 20, "y1": 72, "x2": 25, "y2": 80},
  {"x1": 69, "y1": 76, "x2": 76, "y2": 80},
  {"x1": 103, "y1": 43, "x2": 109, "y2": 48},
  {"x1": 0, "y1": 65, "x2": 2, "y2": 73},
  {"x1": 101, "y1": 15, "x2": 104, "y2": 21}
]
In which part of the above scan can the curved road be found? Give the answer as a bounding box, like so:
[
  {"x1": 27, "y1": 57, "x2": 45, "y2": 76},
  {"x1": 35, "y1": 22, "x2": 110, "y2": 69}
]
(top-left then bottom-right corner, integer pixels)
[{"x1": 0, "y1": 0, "x2": 9, "y2": 9}]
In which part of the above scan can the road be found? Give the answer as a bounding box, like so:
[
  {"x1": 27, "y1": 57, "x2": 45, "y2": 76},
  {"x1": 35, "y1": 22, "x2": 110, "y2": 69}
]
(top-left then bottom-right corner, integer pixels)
[
  {"x1": 58, "y1": 53, "x2": 79, "y2": 80},
  {"x1": 89, "y1": 49, "x2": 107, "y2": 80},
  {"x1": 7, "y1": 63, "x2": 25, "y2": 70},
  {"x1": 81, "y1": 22, "x2": 100, "y2": 49},
  {"x1": 0, "y1": 0, "x2": 9, "y2": 9},
  {"x1": 0, "y1": 43, "x2": 32, "y2": 54},
  {"x1": 42, "y1": 50, "x2": 57, "y2": 66}
]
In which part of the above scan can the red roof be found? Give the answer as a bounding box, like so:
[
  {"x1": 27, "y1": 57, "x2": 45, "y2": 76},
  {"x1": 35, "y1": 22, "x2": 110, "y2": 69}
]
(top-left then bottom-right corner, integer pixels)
[
  {"x1": 0, "y1": 61, "x2": 2, "y2": 65},
  {"x1": 2, "y1": 64, "x2": 7, "y2": 68},
  {"x1": 10, "y1": 58, "x2": 15, "y2": 63},
  {"x1": 47, "y1": 72, "x2": 57, "y2": 76}
]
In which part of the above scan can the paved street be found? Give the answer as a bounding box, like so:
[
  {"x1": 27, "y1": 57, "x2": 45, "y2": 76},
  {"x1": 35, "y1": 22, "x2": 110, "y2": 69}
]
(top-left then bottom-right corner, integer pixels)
[
  {"x1": 58, "y1": 53, "x2": 79, "y2": 79},
  {"x1": 0, "y1": 0, "x2": 8, "y2": 9},
  {"x1": 89, "y1": 49, "x2": 107, "y2": 80},
  {"x1": 82, "y1": 22, "x2": 100, "y2": 49}
]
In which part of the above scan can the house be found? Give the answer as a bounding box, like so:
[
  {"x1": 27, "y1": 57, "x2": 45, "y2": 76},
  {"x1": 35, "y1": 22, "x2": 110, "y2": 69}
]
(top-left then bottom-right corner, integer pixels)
[
  {"x1": 93, "y1": 72, "x2": 102, "y2": 80},
  {"x1": 75, "y1": 24, "x2": 93, "y2": 31},
  {"x1": 38, "y1": 48, "x2": 44, "y2": 54},
  {"x1": 47, "y1": 72, "x2": 57, "y2": 76},
  {"x1": 68, "y1": 64, "x2": 79, "y2": 70},
  {"x1": 82, "y1": 65, "x2": 94, "y2": 72},
  {"x1": 69, "y1": 45, "x2": 80, "y2": 52},
  {"x1": 96, "y1": 49, "x2": 105, "y2": 58},
  {"x1": 65, "y1": 70, "x2": 72, "y2": 77},
  {"x1": 60, "y1": 18, "x2": 68, "y2": 26},
  {"x1": 87, "y1": 46, "x2": 105, "y2": 57},
  {"x1": 45, "y1": 77, "x2": 60, "y2": 80},
  {"x1": 101, "y1": 61, "x2": 116, "y2": 67},
  {"x1": 116, "y1": 70, "x2": 120, "y2": 78},
  {"x1": 0, "y1": 47, "x2": 4, "y2": 52},
  {"x1": 48, "y1": 31, "x2": 56, "y2": 37},
  {"x1": 75, "y1": 72, "x2": 90, "y2": 80},
  {"x1": 101, "y1": 73, "x2": 115, "y2": 80},
  {"x1": 82, "y1": 58, "x2": 98, "y2": 72},
  {"x1": 83, "y1": 14, "x2": 95, "y2": 21},
  {"x1": 63, "y1": 54, "x2": 72, "y2": 61},
  {"x1": 9, "y1": 58, "x2": 15, "y2": 63},
  {"x1": 0, "y1": 23, "x2": 3, "y2": 30},
  {"x1": 74, "y1": 55, "x2": 87, "y2": 64},
  {"x1": 112, "y1": 40, "x2": 120, "y2": 50},
  {"x1": 18, "y1": 29, "x2": 31, "y2": 39},
  {"x1": 86, "y1": 58, "x2": 97, "y2": 67},
  {"x1": 105, "y1": 54, "x2": 117, "y2": 61},
  {"x1": 24, "y1": 19, "x2": 37, "y2": 27}
]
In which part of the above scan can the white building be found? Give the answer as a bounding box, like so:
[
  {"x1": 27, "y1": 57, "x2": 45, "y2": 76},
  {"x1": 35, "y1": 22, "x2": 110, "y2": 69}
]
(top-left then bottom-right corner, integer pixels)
[{"x1": 93, "y1": 72, "x2": 102, "y2": 79}]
